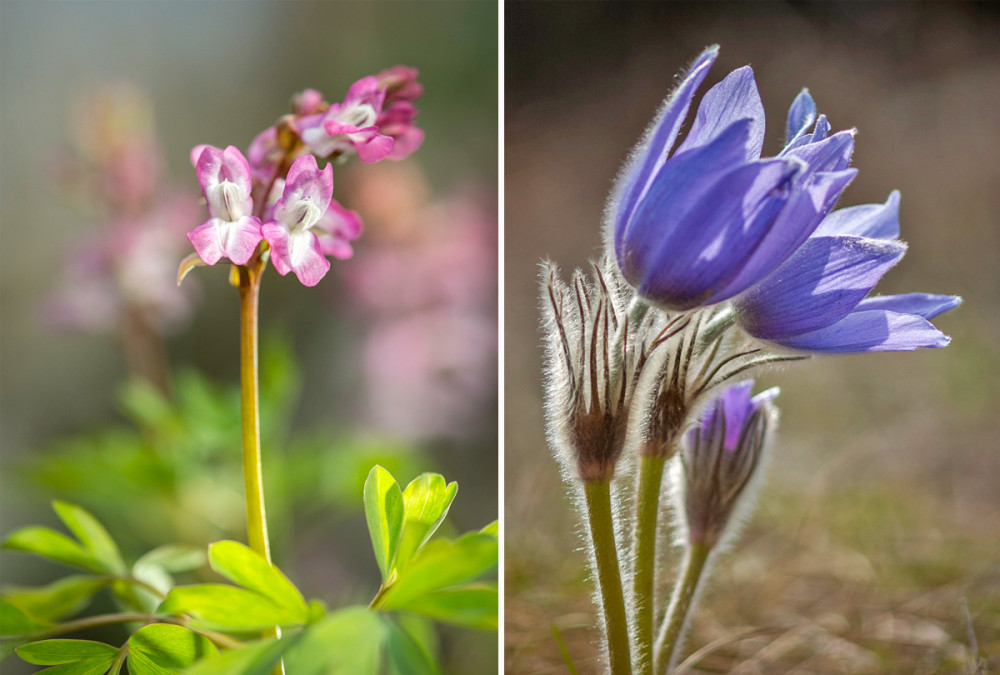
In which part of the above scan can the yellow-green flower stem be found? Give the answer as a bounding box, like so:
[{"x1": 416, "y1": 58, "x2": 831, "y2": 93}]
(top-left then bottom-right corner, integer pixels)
[
  {"x1": 584, "y1": 480, "x2": 631, "y2": 675},
  {"x1": 237, "y1": 258, "x2": 283, "y2": 674},
  {"x1": 238, "y1": 260, "x2": 271, "y2": 563},
  {"x1": 654, "y1": 541, "x2": 711, "y2": 675},
  {"x1": 632, "y1": 453, "x2": 667, "y2": 675}
]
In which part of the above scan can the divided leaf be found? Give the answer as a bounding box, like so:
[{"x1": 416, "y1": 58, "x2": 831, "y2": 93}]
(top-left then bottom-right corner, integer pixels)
[
  {"x1": 363, "y1": 466, "x2": 404, "y2": 581},
  {"x1": 2, "y1": 576, "x2": 106, "y2": 622},
  {"x1": 158, "y1": 584, "x2": 306, "y2": 632},
  {"x1": 134, "y1": 545, "x2": 206, "y2": 575},
  {"x1": 2, "y1": 527, "x2": 106, "y2": 574},
  {"x1": 392, "y1": 584, "x2": 498, "y2": 629},
  {"x1": 393, "y1": 474, "x2": 458, "y2": 571},
  {"x1": 208, "y1": 541, "x2": 307, "y2": 615},
  {"x1": 16, "y1": 639, "x2": 118, "y2": 673},
  {"x1": 0, "y1": 598, "x2": 50, "y2": 637},
  {"x1": 380, "y1": 530, "x2": 498, "y2": 610},
  {"x1": 2, "y1": 503, "x2": 124, "y2": 575},
  {"x1": 183, "y1": 638, "x2": 291, "y2": 675},
  {"x1": 126, "y1": 624, "x2": 217, "y2": 674}
]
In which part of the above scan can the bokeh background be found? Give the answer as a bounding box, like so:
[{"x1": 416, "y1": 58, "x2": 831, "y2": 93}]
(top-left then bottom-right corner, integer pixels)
[
  {"x1": 0, "y1": 1, "x2": 497, "y2": 672},
  {"x1": 506, "y1": 2, "x2": 999, "y2": 673}
]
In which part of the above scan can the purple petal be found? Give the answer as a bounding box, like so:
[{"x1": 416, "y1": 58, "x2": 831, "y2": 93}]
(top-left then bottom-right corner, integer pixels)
[
  {"x1": 856, "y1": 292, "x2": 962, "y2": 319},
  {"x1": 777, "y1": 310, "x2": 951, "y2": 353},
  {"x1": 736, "y1": 235, "x2": 907, "y2": 340},
  {"x1": 615, "y1": 46, "x2": 718, "y2": 232},
  {"x1": 617, "y1": 119, "x2": 754, "y2": 281},
  {"x1": 715, "y1": 168, "x2": 857, "y2": 301},
  {"x1": 719, "y1": 380, "x2": 755, "y2": 450},
  {"x1": 785, "y1": 89, "x2": 816, "y2": 144},
  {"x1": 814, "y1": 190, "x2": 901, "y2": 239},
  {"x1": 676, "y1": 65, "x2": 766, "y2": 161},
  {"x1": 637, "y1": 158, "x2": 802, "y2": 310},
  {"x1": 784, "y1": 129, "x2": 855, "y2": 173}
]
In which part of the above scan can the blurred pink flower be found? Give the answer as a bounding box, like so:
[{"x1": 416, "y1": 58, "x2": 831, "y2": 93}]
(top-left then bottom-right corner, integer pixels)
[{"x1": 341, "y1": 162, "x2": 496, "y2": 440}]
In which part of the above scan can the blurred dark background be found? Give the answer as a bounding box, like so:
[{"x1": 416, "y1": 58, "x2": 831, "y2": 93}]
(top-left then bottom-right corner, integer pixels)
[
  {"x1": 0, "y1": 1, "x2": 497, "y2": 672},
  {"x1": 506, "y1": 2, "x2": 999, "y2": 673}
]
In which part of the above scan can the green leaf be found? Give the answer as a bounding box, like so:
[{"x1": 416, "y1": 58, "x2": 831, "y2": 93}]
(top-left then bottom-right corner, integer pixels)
[
  {"x1": 394, "y1": 474, "x2": 458, "y2": 570},
  {"x1": 381, "y1": 530, "x2": 498, "y2": 609},
  {"x1": 2, "y1": 526, "x2": 104, "y2": 573},
  {"x1": 16, "y1": 639, "x2": 118, "y2": 665},
  {"x1": 33, "y1": 661, "x2": 116, "y2": 674},
  {"x1": 281, "y1": 606, "x2": 385, "y2": 675},
  {"x1": 183, "y1": 638, "x2": 291, "y2": 675},
  {"x1": 363, "y1": 466, "x2": 404, "y2": 581},
  {"x1": 134, "y1": 545, "x2": 206, "y2": 574},
  {"x1": 0, "y1": 597, "x2": 50, "y2": 636},
  {"x1": 126, "y1": 624, "x2": 217, "y2": 674},
  {"x1": 2, "y1": 576, "x2": 107, "y2": 621},
  {"x1": 384, "y1": 618, "x2": 440, "y2": 675},
  {"x1": 480, "y1": 520, "x2": 499, "y2": 537},
  {"x1": 207, "y1": 541, "x2": 307, "y2": 614},
  {"x1": 394, "y1": 584, "x2": 498, "y2": 629},
  {"x1": 158, "y1": 584, "x2": 307, "y2": 632},
  {"x1": 52, "y1": 502, "x2": 125, "y2": 575}
]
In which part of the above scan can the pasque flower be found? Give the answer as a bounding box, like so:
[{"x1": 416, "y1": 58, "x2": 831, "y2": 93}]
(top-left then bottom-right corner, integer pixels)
[
  {"x1": 607, "y1": 46, "x2": 858, "y2": 312},
  {"x1": 733, "y1": 187, "x2": 961, "y2": 352},
  {"x1": 679, "y1": 380, "x2": 777, "y2": 548},
  {"x1": 607, "y1": 46, "x2": 959, "y2": 351},
  {"x1": 186, "y1": 145, "x2": 262, "y2": 266}
]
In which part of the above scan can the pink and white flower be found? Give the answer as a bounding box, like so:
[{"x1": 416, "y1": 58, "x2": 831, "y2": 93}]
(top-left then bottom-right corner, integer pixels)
[
  {"x1": 294, "y1": 77, "x2": 395, "y2": 163},
  {"x1": 186, "y1": 145, "x2": 262, "y2": 265},
  {"x1": 261, "y1": 154, "x2": 336, "y2": 286}
]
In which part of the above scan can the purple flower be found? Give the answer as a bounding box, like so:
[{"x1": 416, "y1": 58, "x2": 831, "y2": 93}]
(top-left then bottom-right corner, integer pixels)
[
  {"x1": 607, "y1": 46, "x2": 855, "y2": 312},
  {"x1": 732, "y1": 167, "x2": 961, "y2": 352},
  {"x1": 294, "y1": 76, "x2": 395, "y2": 163},
  {"x1": 260, "y1": 154, "x2": 335, "y2": 286},
  {"x1": 680, "y1": 380, "x2": 777, "y2": 547},
  {"x1": 186, "y1": 145, "x2": 263, "y2": 266}
]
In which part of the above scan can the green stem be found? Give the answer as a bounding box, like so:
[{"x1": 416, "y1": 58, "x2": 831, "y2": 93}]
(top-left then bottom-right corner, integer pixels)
[
  {"x1": 583, "y1": 480, "x2": 631, "y2": 675},
  {"x1": 632, "y1": 454, "x2": 667, "y2": 675},
  {"x1": 238, "y1": 264, "x2": 271, "y2": 561},
  {"x1": 654, "y1": 541, "x2": 711, "y2": 675},
  {"x1": 238, "y1": 262, "x2": 283, "y2": 675}
]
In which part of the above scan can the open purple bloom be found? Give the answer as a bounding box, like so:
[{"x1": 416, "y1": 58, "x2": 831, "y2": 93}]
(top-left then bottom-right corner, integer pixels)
[
  {"x1": 733, "y1": 188, "x2": 961, "y2": 353},
  {"x1": 607, "y1": 47, "x2": 862, "y2": 311},
  {"x1": 681, "y1": 380, "x2": 777, "y2": 547},
  {"x1": 260, "y1": 154, "x2": 334, "y2": 286},
  {"x1": 186, "y1": 145, "x2": 262, "y2": 266}
]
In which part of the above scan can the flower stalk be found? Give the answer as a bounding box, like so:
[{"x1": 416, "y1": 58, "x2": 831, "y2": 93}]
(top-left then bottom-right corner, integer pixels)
[
  {"x1": 631, "y1": 453, "x2": 667, "y2": 675},
  {"x1": 583, "y1": 479, "x2": 631, "y2": 675},
  {"x1": 654, "y1": 541, "x2": 711, "y2": 675}
]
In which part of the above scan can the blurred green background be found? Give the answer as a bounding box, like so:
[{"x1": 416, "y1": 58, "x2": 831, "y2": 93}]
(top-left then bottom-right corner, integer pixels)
[
  {"x1": 0, "y1": 1, "x2": 497, "y2": 672},
  {"x1": 506, "y1": 2, "x2": 999, "y2": 673}
]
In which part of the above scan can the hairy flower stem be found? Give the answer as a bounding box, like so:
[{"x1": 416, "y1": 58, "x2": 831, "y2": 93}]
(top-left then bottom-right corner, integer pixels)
[
  {"x1": 632, "y1": 453, "x2": 668, "y2": 675},
  {"x1": 654, "y1": 541, "x2": 711, "y2": 675},
  {"x1": 238, "y1": 259, "x2": 284, "y2": 674},
  {"x1": 584, "y1": 480, "x2": 631, "y2": 675}
]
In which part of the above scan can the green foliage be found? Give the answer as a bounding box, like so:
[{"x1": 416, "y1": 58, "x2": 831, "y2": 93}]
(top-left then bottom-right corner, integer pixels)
[
  {"x1": 16, "y1": 343, "x2": 428, "y2": 557},
  {"x1": 365, "y1": 468, "x2": 498, "y2": 629},
  {"x1": 2, "y1": 471, "x2": 496, "y2": 672},
  {"x1": 126, "y1": 624, "x2": 217, "y2": 673},
  {"x1": 16, "y1": 639, "x2": 119, "y2": 673}
]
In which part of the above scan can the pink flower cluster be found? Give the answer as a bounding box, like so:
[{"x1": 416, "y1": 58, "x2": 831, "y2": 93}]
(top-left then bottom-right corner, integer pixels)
[{"x1": 185, "y1": 67, "x2": 423, "y2": 287}]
